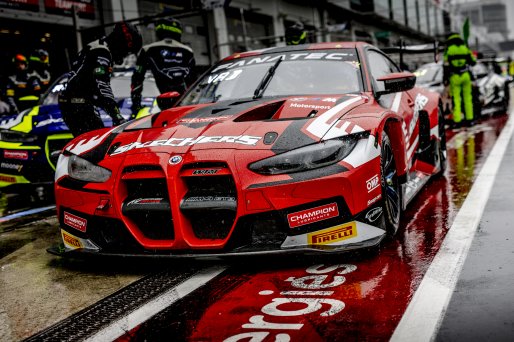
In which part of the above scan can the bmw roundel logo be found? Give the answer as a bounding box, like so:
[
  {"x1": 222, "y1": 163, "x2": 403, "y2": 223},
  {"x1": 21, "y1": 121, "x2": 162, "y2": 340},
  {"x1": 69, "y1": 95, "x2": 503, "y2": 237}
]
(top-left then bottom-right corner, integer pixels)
[{"x1": 169, "y1": 155, "x2": 182, "y2": 165}]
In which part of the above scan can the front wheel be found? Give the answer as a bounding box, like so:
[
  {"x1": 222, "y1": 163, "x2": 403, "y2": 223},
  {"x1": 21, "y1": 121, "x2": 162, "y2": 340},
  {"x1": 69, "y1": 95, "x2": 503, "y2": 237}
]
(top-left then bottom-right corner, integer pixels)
[{"x1": 380, "y1": 131, "x2": 401, "y2": 235}]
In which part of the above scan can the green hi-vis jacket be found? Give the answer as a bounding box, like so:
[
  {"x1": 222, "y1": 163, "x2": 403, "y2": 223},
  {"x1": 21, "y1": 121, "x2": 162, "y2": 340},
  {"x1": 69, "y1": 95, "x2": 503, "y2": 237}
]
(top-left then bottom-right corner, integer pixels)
[{"x1": 444, "y1": 43, "x2": 476, "y2": 74}]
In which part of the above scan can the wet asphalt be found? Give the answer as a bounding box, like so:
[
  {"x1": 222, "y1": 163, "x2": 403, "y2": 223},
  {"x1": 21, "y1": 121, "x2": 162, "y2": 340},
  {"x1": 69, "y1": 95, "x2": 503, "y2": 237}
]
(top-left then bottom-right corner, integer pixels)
[{"x1": 437, "y1": 131, "x2": 514, "y2": 342}]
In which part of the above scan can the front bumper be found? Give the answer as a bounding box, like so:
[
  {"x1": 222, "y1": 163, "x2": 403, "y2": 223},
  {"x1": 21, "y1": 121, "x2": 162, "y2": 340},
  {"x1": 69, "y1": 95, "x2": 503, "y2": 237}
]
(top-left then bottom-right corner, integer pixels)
[{"x1": 54, "y1": 144, "x2": 384, "y2": 257}]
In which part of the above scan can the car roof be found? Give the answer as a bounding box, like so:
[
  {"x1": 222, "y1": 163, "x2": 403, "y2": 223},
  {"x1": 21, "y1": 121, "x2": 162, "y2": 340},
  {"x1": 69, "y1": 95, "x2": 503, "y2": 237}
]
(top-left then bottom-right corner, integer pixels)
[{"x1": 222, "y1": 41, "x2": 371, "y2": 62}]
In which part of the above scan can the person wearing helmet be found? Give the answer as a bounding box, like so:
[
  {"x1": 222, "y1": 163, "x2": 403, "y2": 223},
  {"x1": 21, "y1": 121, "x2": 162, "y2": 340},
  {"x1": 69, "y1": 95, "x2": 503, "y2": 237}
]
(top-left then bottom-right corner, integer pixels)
[
  {"x1": 59, "y1": 22, "x2": 142, "y2": 136},
  {"x1": 285, "y1": 22, "x2": 307, "y2": 46},
  {"x1": 443, "y1": 33, "x2": 476, "y2": 127},
  {"x1": 29, "y1": 49, "x2": 52, "y2": 91},
  {"x1": 130, "y1": 17, "x2": 195, "y2": 116},
  {"x1": 4, "y1": 54, "x2": 42, "y2": 114}
]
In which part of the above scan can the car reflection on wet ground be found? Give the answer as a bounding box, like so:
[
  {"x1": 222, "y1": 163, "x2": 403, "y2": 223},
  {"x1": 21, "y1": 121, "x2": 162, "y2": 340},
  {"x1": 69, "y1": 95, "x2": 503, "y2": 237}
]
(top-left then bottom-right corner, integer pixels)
[{"x1": 0, "y1": 114, "x2": 510, "y2": 341}]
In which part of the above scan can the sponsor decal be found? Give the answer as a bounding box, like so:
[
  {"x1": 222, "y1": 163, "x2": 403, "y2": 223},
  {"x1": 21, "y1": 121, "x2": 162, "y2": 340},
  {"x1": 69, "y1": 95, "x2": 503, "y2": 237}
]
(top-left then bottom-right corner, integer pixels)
[
  {"x1": 3, "y1": 150, "x2": 28, "y2": 160},
  {"x1": 169, "y1": 155, "x2": 182, "y2": 165},
  {"x1": 0, "y1": 175, "x2": 16, "y2": 183},
  {"x1": 289, "y1": 103, "x2": 331, "y2": 110},
  {"x1": 408, "y1": 93, "x2": 429, "y2": 136},
  {"x1": 184, "y1": 196, "x2": 236, "y2": 202},
  {"x1": 192, "y1": 169, "x2": 220, "y2": 175},
  {"x1": 111, "y1": 135, "x2": 262, "y2": 156},
  {"x1": 94, "y1": 66, "x2": 106, "y2": 75},
  {"x1": 223, "y1": 264, "x2": 357, "y2": 341},
  {"x1": 367, "y1": 194, "x2": 382, "y2": 206},
  {"x1": 212, "y1": 52, "x2": 355, "y2": 73},
  {"x1": 178, "y1": 116, "x2": 230, "y2": 124},
  {"x1": 1, "y1": 162, "x2": 22, "y2": 172},
  {"x1": 63, "y1": 211, "x2": 87, "y2": 232},
  {"x1": 127, "y1": 198, "x2": 163, "y2": 205},
  {"x1": 35, "y1": 118, "x2": 63, "y2": 127},
  {"x1": 404, "y1": 171, "x2": 428, "y2": 198},
  {"x1": 366, "y1": 174, "x2": 380, "y2": 193},
  {"x1": 287, "y1": 203, "x2": 339, "y2": 228},
  {"x1": 290, "y1": 97, "x2": 337, "y2": 103},
  {"x1": 307, "y1": 222, "x2": 357, "y2": 245},
  {"x1": 365, "y1": 207, "x2": 383, "y2": 223},
  {"x1": 207, "y1": 69, "x2": 243, "y2": 84},
  {"x1": 61, "y1": 230, "x2": 83, "y2": 249}
]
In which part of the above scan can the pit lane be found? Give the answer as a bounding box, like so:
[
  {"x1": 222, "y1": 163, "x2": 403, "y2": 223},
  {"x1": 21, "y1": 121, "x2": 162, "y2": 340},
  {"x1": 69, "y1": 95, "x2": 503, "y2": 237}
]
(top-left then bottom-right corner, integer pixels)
[{"x1": 0, "y1": 112, "x2": 510, "y2": 341}]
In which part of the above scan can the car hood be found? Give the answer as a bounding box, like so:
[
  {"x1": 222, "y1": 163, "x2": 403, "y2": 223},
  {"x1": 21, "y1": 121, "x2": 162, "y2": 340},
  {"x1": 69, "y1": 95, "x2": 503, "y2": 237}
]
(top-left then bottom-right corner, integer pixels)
[{"x1": 65, "y1": 94, "x2": 370, "y2": 160}]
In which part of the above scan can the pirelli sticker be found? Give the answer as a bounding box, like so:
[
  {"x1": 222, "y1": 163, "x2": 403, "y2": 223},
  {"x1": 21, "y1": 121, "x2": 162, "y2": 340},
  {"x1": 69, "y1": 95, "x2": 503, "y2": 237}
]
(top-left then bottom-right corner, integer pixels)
[
  {"x1": 61, "y1": 230, "x2": 83, "y2": 249},
  {"x1": 307, "y1": 222, "x2": 357, "y2": 245}
]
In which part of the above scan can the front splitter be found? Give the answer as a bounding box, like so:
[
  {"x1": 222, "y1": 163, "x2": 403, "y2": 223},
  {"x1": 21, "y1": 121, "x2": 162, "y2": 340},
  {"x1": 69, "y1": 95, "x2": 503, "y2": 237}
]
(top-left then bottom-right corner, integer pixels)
[{"x1": 47, "y1": 235, "x2": 384, "y2": 260}]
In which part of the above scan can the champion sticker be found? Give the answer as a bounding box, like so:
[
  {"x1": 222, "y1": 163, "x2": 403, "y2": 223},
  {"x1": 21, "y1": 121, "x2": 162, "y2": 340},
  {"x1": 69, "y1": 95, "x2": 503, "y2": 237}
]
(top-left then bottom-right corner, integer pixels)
[
  {"x1": 63, "y1": 211, "x2": 87, "y2": 232},
  {"x1": 287, "y1": 203, "x2": 339, "y2": 228}
]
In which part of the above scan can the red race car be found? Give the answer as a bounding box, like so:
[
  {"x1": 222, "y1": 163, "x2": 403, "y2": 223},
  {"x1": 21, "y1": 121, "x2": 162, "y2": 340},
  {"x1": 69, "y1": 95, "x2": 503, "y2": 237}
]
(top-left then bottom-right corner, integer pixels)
[{"x1": 50, "y1": 42, "x2": 445, "y2": 257}]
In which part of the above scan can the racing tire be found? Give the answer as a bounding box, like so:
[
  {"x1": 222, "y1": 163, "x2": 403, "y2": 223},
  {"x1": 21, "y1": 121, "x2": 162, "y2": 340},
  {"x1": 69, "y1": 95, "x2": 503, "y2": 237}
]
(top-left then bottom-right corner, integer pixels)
[{"x1": 380, "y1": 131, "x2": 401, "y2": 236}]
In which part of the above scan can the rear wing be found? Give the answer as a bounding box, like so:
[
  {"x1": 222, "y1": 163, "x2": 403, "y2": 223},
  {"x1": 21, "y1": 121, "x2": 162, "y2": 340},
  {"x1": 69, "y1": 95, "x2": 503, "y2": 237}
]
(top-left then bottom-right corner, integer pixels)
[{"x1": 382, "y1": 41, "x2": 444, "y2": 69}]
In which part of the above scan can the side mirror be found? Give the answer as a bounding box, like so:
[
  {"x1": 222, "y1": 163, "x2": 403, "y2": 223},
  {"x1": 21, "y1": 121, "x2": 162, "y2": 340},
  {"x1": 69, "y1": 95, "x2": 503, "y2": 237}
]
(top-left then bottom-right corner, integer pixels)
[
  {"x1": 376, "y1": 72, "x2": 416, "y2": 96},
  {"x1": 156, "y1": 91, "x2": 181, "y2": 110}
]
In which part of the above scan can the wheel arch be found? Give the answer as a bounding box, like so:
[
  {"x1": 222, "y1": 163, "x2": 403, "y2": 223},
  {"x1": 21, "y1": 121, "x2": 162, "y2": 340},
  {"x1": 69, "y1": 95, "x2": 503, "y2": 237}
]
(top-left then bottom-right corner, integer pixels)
[{"x1": 381, "y1": 115, "x2": 408, "y2": 183}]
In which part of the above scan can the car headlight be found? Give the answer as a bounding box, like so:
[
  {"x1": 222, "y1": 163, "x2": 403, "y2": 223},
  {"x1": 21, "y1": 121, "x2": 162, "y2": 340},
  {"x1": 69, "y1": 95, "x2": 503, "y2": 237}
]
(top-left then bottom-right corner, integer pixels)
[
  {"x1": 0, "y1": 130, "x2": 38, "y2": 143},
  {"x1": 68, "y1": 154, "x2": 111, "y2": 182},
  {"x1": 249, "y1": 134, "x2": 364, "y2": 175}
]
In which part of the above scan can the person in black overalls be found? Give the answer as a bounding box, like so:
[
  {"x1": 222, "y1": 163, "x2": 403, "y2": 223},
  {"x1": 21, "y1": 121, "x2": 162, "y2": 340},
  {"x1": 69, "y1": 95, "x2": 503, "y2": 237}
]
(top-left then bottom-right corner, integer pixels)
[
  {"x1": 59, "y1": 22, "x2": 142, "y2": 137},
  {"x1": 4, "y1": 54, "x2": 41, "y2": 114},
  {"x1": 29, "y1": 49, "x2": 52, "y2": 92},
  {"x1": 130, "y1": 18, "x2": 195, "y2": 116},
  {"x1": 285, "y1": 21, "x2": 307, "y2": 46}
]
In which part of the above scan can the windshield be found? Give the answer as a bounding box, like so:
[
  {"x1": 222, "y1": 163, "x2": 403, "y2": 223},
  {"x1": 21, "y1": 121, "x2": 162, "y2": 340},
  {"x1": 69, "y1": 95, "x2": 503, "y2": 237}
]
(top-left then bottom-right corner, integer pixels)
[
  {"x1": 40, "y1": 73, "x2": 159, "y2": 106},
  {"x1": 180, "y1": 49, "x2": 363, "y2": 105},
  {"x1": 414, "y1": 64, "x2": 442, "y2": 84}
]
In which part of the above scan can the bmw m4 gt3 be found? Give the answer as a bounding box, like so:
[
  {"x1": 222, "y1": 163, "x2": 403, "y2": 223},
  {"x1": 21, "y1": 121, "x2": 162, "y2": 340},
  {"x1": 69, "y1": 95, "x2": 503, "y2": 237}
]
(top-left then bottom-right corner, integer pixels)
[{"x1": 51, "y1": 42, "x2": 446, "y2": 257}]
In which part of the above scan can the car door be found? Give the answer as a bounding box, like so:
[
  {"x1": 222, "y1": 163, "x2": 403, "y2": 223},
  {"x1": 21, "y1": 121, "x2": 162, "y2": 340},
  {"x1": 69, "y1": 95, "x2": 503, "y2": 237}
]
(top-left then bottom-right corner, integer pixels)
[{"x1": 366, "y1": 49, "x2": 418, "y2": 166}]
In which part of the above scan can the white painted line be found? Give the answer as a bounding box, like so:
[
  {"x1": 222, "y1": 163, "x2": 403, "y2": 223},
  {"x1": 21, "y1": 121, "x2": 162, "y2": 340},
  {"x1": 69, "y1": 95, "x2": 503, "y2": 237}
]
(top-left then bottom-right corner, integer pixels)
[
  {"x1": 0, "y1": 205, "x2": 55, "y2": 223},
  {"x1": 85, "y1": 266, "x2": 227, "y2": 342},
  {"x1": 391, "y1": 114, "x2": 514, "y2": 342}
]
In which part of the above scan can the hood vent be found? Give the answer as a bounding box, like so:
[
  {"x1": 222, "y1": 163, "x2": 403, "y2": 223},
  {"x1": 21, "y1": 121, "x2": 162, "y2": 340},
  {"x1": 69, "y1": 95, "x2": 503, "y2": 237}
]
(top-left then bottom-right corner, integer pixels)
[{"x1": 234, "y1": 100, "x2": 285, "y2": 122}]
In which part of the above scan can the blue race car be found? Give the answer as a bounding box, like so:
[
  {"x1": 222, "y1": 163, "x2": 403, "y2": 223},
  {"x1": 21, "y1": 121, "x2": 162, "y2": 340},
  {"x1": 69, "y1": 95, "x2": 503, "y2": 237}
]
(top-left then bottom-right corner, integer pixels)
[{"x1": 0, "y1": 70, "x2": 158, "y2": 191}]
